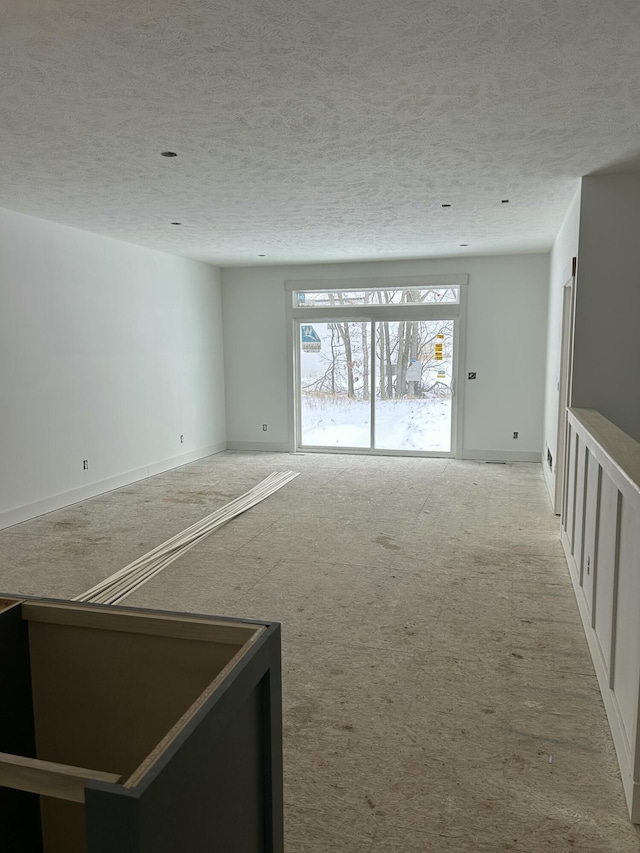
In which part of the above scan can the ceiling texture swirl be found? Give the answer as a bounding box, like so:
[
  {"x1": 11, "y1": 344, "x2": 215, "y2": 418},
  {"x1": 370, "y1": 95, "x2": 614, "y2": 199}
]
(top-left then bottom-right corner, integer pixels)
[{"x1": 2, "y1": 0, "x2": 640, "y2": 265}]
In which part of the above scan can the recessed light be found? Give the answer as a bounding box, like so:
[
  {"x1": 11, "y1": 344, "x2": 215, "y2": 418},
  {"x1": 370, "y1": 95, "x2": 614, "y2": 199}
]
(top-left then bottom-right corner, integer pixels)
[
  {"x1": 161, "y1": 151, "x2": 178, "y2": 157},
  {"x1": 501, "y1": 199, "x2": 509, "y2": 204},
  {"x1": 441, "y1": 203, "x2": 452, "y2": 208},
  {"x1": 171, "y1": 222, "x2": 182, "y2": 225}
]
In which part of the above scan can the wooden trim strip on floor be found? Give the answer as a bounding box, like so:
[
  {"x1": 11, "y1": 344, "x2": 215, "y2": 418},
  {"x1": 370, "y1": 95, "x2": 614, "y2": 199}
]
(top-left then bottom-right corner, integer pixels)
[{"x1": 73, "y1": 471, "x2": 300, "y2": 606}]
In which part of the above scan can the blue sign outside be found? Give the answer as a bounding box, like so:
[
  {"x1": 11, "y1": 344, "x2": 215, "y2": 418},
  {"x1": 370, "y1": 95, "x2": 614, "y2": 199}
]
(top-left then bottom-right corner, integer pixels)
[
  {"x1": 301, "y1": 325, "x2": 321, "y2": 352},
  {"x1": 301, "y1": 325, "x2": 321, "y2": 344}
]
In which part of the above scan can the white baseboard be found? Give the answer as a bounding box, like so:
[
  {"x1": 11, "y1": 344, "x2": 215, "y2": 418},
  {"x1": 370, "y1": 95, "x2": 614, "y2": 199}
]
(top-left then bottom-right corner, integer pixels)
[
  {"x1": 541, "y1": 452, "x2": 556, "y2": 506},
  {"x1": 0, "y1": 443, "x2": 226, "y2": 531},
  {"x1": 561, "y1": 528, "x2": 639, "y2": 823},
  {"x1": 226, "y1": 441, "x2": 290, "y2": 452},
  {"x1": 462, "y1": 449, "x2": 541, "y2": 463},
  {"x1": 226, "y1": 444, "x2": 541, "y2": 461}
]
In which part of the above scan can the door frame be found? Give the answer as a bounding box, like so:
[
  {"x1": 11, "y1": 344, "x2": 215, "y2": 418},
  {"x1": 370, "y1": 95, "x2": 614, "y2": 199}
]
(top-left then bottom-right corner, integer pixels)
[
  {"x1": 287, "y1": 289, "x2": 467, "y2": 458},
  {"x1": 555, "y1": 275, "x2": 576, "y2": 515}
]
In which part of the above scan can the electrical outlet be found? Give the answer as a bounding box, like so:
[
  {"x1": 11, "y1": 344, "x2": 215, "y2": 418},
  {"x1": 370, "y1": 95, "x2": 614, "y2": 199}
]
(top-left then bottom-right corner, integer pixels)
[
  {"x1": 180, "y1": 435, "x2": 184, "y2": 443},
  {"x1": 513, "y1": 431, "x2": 519, "y2": 439},
  {"x1": 262, "y1": 424, "x2": 268, "y2": 431},
  {"x1": 83, "y1": 459, "x2": 89, "y2": 470}
]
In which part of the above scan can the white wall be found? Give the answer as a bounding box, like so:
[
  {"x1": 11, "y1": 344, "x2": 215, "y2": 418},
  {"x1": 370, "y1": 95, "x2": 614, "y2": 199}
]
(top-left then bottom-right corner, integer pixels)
[
  {"x1": 542, "y1": 187, "x2": 581, "y2": 503},
  {"x1": 572, "y1": 174, "x2": 640, "y2": 444},
  {"x1": 0, "y1": 208, "x2": 226, "y2": 529},
  {"x1": 222, "y1": 254, "x2": 549, "y2": 459}
]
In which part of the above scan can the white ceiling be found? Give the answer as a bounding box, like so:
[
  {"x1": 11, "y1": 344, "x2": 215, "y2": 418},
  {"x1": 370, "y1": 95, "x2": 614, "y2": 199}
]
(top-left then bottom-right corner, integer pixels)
[{"x1": 2, "y1": 0, "x2": 640, "y2": 266}]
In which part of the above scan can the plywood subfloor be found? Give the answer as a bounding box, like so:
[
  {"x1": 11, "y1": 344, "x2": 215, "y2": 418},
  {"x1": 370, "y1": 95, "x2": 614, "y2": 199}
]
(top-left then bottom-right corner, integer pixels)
[{"x1": 1, "y1": 452, "x2": 639, "y2": 852}]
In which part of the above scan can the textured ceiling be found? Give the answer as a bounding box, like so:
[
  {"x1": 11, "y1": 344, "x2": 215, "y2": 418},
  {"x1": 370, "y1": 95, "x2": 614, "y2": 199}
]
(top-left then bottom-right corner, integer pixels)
[{"x1": 2, "y1": 0, "x2": 640, "y2": 265}]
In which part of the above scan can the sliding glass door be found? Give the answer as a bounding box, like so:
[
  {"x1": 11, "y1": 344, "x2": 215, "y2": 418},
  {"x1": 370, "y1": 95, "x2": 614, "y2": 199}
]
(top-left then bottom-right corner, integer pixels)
[
  {"x1": 297, "y1": 317, "x2": 456, "y2": 454},
  {"x1": 374, "y1": 320, "x2": 453, "y2": 453},
  {"x1": 299, "y1": 321, "x2": 370, "y2": 448}
]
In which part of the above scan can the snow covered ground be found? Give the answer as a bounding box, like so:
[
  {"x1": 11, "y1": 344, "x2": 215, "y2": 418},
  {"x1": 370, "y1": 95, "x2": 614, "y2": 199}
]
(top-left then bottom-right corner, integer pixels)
[{"x1": 300, "y1": 395, "x2": 451, "y2": 452}]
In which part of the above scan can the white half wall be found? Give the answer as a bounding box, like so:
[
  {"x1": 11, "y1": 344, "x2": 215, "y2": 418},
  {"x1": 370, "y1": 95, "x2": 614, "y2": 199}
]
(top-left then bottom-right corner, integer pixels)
[
  {"x1": 222, "y1": 254, "x2": 549, "y2": 459},
  {"x1": 572, "y1": 174, "x2": 640, "y2": 443},
  {"x1": 0, "y1": 208, "x2": 225, "y2": 529},
  {"x1": 542, "y1": 186, "x2": 581, "y2": 504},
  {"x1": 561, "y1": 408, "x2": 640, "y2": 822}
]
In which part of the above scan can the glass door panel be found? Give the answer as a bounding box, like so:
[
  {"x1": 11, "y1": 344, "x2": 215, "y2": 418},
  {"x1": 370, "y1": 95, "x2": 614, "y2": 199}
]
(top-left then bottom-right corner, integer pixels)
[
  {"x1": 374, "y1": 320, "x2": 454, "y2": 452},
  {"x1": 298, "y1": 321, "x2": 371, "y2": 448}
]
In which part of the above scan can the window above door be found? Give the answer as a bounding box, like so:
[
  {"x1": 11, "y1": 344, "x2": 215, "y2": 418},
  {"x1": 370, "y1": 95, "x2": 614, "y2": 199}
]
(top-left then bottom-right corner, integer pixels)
[
  {"x1": 294, "y1": 286, "x2": 460, "y2": 308},
  {"x1": 286, "y1": 273, "x2": 467, "y2": 312}
]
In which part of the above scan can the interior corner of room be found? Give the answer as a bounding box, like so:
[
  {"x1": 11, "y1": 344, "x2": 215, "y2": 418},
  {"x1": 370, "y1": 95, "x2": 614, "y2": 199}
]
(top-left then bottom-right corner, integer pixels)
[{"x1": 3, "y1": 175, "x2": 640, "y2": 528}]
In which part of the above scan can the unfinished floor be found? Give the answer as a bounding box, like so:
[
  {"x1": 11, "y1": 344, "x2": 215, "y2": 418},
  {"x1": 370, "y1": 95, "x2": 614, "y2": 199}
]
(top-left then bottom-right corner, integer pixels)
[{"x1": 1, "y1": 452, "x2": 639, "y2": 853}]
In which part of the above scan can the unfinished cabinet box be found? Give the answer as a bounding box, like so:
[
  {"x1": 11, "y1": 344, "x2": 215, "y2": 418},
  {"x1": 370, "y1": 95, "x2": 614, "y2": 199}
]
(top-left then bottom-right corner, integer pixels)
[{"x1": 0, "y1": 596, "x2": 283, "y2": 853}]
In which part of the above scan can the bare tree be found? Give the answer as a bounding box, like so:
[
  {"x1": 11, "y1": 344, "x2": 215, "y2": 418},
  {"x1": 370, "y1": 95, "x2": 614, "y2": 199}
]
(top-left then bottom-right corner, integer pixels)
[
  {"x1": 359, "y1": 291, "x2": 370, "y2": 401},
  {"x1": 300, "y1": 296, "x2": 455, "y2": 406},
  {"x1": 329, "y1": 294, "x2": 356, "y2": 398}
]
